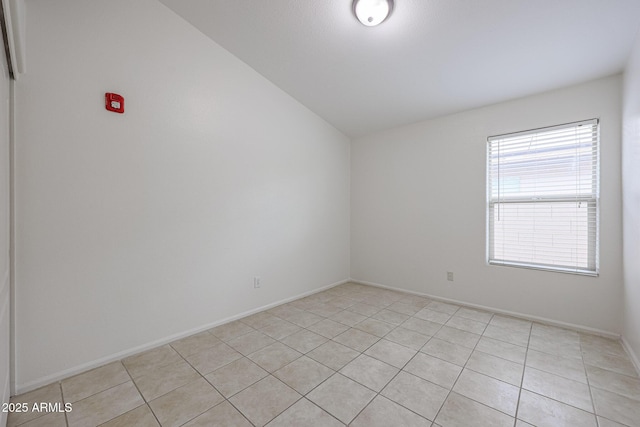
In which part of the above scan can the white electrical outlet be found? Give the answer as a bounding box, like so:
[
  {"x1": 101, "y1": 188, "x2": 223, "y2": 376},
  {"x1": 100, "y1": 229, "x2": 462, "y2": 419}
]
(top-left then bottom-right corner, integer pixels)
[
  {"x1": 447, "y1": 272, "x2": 454, "y2": 281},
  {"x1": 254, "y1": 276, "x2": 261, "y2": 288}
]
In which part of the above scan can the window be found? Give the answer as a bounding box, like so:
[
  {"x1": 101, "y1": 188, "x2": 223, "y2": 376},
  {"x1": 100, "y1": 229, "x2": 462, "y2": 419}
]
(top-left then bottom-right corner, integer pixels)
[{"x1": 487, "y1": 119, "x2": 599, "y2": 275}]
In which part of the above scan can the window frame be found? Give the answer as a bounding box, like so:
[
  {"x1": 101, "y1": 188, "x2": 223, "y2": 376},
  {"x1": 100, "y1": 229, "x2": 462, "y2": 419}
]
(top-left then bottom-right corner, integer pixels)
[{"x1": 486, "y1": 119, "x2": 600, "y2": 276}]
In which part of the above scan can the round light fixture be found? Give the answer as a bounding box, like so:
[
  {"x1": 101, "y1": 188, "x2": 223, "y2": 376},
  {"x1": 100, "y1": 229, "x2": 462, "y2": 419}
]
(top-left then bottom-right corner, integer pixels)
[{"x1": 353, "y1": 0, "x2": 393, "y2": 27}]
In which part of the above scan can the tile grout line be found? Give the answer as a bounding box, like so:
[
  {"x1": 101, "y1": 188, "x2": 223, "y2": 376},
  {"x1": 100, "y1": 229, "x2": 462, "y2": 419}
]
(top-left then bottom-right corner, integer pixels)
[
  {"x1": 59, "y1": 382, "x2": 69, "y2": 427},
  {"x1": 512, "y1": 320, "x2": 533, "y2": 427},
  {"x1": 580, "y1": 336, "x2": 601, "y2": 427}
]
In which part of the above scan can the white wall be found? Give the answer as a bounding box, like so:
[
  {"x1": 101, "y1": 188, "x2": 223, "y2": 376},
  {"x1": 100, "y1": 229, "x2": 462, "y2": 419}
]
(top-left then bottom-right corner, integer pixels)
[
  {"x1": 351, "y1": 75, "x2": 623, "y2": 334},
  {"x1": 1, "y1": 16, "x2": 12, "y2": 425},
  {"x1": 13, "y1": 0, "x2": 350, "y2": 392},
  {"x1": 622, "y1": 31, "x2": 640, "y2": 368}
]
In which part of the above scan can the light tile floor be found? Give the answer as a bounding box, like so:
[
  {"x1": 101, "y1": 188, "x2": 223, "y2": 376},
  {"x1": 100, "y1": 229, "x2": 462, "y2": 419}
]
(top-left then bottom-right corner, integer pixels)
[{"x1": 8, "y1": 283, "x2": 640, "y2": 427}]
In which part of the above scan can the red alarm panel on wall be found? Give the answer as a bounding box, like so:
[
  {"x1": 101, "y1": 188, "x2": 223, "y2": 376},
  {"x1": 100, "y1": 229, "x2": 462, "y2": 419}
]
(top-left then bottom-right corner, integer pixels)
[{"x1": 105, "y1": 93, "x2": 124, "y2": 113}]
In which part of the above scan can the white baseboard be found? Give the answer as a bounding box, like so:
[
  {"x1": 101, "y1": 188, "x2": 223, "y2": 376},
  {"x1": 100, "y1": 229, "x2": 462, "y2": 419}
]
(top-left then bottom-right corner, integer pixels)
[
  {"x1": 621, "y1": 336, "x2": 640, "y2": 376},
  {"x1": 350, "y1": 278, "x2": 620, "y2": 340},
  {"x1": 15, "y1": 278, "x2": 349, "y2": 395}
]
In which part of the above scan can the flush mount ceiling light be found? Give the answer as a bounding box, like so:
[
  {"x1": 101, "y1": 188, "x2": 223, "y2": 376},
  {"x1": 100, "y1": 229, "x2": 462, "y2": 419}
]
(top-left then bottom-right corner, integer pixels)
[{"x1": 353, "y1": 0, "x2": 394, "y2": 27}]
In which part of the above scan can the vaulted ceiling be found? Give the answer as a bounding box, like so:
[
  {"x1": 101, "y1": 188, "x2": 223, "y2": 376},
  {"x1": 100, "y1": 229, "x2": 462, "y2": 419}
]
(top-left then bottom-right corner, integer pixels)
[{"x1": 159, "y1": 0, "x2": 640, "y2": 137}]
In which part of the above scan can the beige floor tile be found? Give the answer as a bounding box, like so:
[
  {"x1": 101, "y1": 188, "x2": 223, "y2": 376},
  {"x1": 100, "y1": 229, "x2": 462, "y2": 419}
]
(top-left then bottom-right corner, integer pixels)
[
  {"x1": 240, "y1": 311, "x2": 280, "y2": 329},
  {"x1": 522, "y1": 366, "x2": 592, "y2": 412},
  {"x1": 307, "y1": 319, "x2": 350, "y2": 339},
  {"x1": 209, "y1": 320, "x2": 255, "y2": 341},
  {"x1": 427, "y1": 301, "x2": 460, "y2": 315},
  {"x1": 307, "y1": 340, "x2": 360, "y2": 370},
  {"x1": 183, "y1": 401, "x2": 252, "y2": 427},
  {"x1": 351, "y1": 395, "x2": 431, "y2": 427},
  {"x1": 372, "y1": 309, "x2": 410, "y2": 325},
  {"x1": 517, "y1": 389, "x2": 597, "y2": 427},
  {"x1": 291, "y1": 295, "x2": 324, "y2": 307},
  {"x1": 14, "y1": 412, "x2": 67, "y2": 427},
  {"x1": 434, "y1": 326, "x2": 480, "y2": 349},
  {"x1": 525, "y1": 348, "x2": 587, "y2": 383},
  {"x1": 281, "y1": 329, "x2": 328, "y2": 353},
  {"x1": 326, "y1": 296, "x2": 358, "y2": 309},
  {"x1": 347, "y1": 302, "x2": 382, "y2": 317},
  {"x1": 361, "y1": 296, "x2": 394, "y2": 308},
  {"x1": 401, "y1": 317, "x2": 442, "y2": 336},
  {"x1": 465, "y1": 351, "x2": 523, "y2": 386},
  {"x1": 204, "y1": 357, "x2": 268, "y2": 398},
  {"x1": 586, "y1": 364, "x2": 640, "y2": 400},
  {"x1": 340, "y1": 354, "x2": 399, "y2": 392},
  {"x1": 17, "y1": 285, "x2": 640, "y2": 427},
  {"x1": 453, "y1": 369, "x2": 519, "y2": 416},
  {"x1": 420, "y1": 338, "x2": 473, "y2": 366},
  {"x1": 307, "y1": 374, "x2": 376, "y2": 424},
  {"x1": 101, "y1": 404, "x2": 159, "y2": 427},
  {"x1": 582, "y1": 350, "x2": 638, "y2": 377},
  {"x1": 385, "y1": 327, "x2": 431, "y2": 350},
  {"x1": 269, "y1": 304, "x2": 305, "y2": 319},
  {"x1": 482, "y1": 324, "x2": 530, "y2": 348},
  {"x1": 435, "y1": 392, "x2": 513, "y2": 427},
  {"x1": 580, "y1": 334, "x2": 628, "y2": 359},
  {"x1": 308, "y1": 304, "x2": 344, "y2": 318},
  {"x1": 414, "y1": 309, "x2": 452, "y2": 325},
  {"x1": 531, "y1": 323, "x2": 580, "y2": 343},
  {"x1": 353, "y1": 318, "x2": 395, "y2": 337},
  {"x1": 229, "y1": 376, "x2": 301, "y2": 427},
  {"x1": 259, "y1": 318, "x2": 301, "y2": 340},
  {"x1": 62, "y1": 362, "x2": 130, "y2": 403},
  {"x1": 489, "y1": 315, "x2": 532, "y2": 334},
  {"x1": 248, "y1": 342, "x2": 302, "y2": 372},
  {"x1": 528, "y1": 334, "x2": 582, "y2": 360},
  {"x1": 386, "y1": 302, "x2": 421, "y2": 316},
  {"x1": 184, "y1": 342, "x2": 243, "y2": 375},
  {"x1": 133, "y1": 359, "x2": 200, "y2": 401},
  {"x1": 475, "y1": 336, "x2": 526, "y2": 364},
  {"x1": 332, "y1": 328, "x2": 379, "y2": 352},
  {"x1": 398, "y1": 295, "x2": 431, "y2": 308},
  {"x1": 265, "y1": 398, "x2": 343, "y2": 427},
  {"x1": 445, "y1": 316, "x2": 487, "y2": 335},
  {"x1": 365, "y1": 339, "x2": 417, "y2": 368},
  {"x1": 591, "y1": 387, "x2": 640, "y2": 427},
  {"x1": 282, "y1": 309, "x2": 324, "y2": 327},
  {"x1": 274, "y1": 356, "x2": 334, "y2": 395},
  {"x1": 404, "y1": 352, "x2": 462, "y2": 389},
  {"x1": 170, "y1": 331, "x2": 221, "y2": 357},
  {"x1": 454, "y1": 307, "x2": 493, "y2": 324},
  {"x1": 227, "y1": 330, "x2": 276, "y2": 355},
  {"x1": 149, "y1": 378, "x2": 223, "y2": 427},
  {"x1": 66, "y1": 381, "x2": 144, "y2": 427},
  {"x1": 380, "y1": 371, "x2": 448, "y2": 421},
  {"x1": 597, "y1": 416, "x2": 631, "y2": 427},
  {"x1": 7, "y1": 383, "x2": 63, "y2": 427},
  {"x1": 330, "y1": 309, "x2": 367, "y2": 327},
  {"x1": 122, "y1": 345, "x2": 183, "y2": 378}
]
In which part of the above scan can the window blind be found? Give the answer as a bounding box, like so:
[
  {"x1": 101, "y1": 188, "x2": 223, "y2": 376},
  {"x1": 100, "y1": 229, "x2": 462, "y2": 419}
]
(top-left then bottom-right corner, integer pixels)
[{"x1": 487, "y1": 119, "x2": 599, "y2": 275}]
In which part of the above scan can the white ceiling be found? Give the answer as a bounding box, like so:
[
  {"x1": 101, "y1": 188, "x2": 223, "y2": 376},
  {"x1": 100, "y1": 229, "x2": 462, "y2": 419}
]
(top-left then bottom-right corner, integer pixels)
[{"x1": 159, "y1": 0, "x2": 640, "y2": 138}]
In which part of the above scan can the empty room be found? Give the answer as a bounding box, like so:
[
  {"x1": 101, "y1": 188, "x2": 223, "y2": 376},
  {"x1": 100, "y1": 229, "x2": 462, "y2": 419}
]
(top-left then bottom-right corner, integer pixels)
[{"x1": 1, "y1": 0, "x2": 640, "y2": 426}]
